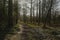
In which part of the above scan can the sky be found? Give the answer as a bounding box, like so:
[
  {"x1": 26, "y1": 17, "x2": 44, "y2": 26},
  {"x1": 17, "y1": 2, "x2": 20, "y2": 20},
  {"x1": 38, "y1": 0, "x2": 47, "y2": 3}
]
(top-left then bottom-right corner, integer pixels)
[
  {"x1": 55, "y1": 0, "x2": 60, "y2": 11},
  {"x1": 18, "y1": 0, "x2": 60, "y2": 15},
  {"x1": 57, "y1": 2, "x2": 60, "y2": 10}
]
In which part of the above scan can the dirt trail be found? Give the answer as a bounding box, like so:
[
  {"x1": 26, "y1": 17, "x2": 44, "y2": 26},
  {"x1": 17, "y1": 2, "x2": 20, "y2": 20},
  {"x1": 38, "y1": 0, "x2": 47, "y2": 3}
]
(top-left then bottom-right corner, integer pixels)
[{"x1": 5, "y1": 24, "x2": 60, "y2": 40}]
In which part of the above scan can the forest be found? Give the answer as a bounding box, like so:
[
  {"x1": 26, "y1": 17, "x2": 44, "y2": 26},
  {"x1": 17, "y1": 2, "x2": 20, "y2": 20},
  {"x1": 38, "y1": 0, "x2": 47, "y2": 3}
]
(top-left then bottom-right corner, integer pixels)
[{"x1": 0, "y1": 0, "x2": 60, "y2": 40}]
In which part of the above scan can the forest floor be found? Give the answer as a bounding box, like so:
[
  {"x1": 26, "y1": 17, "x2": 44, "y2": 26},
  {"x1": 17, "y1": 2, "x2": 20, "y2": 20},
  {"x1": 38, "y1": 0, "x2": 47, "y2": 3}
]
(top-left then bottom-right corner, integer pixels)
[{"x1": 5, "y1": 22, "x2": 60, "y2": 40}]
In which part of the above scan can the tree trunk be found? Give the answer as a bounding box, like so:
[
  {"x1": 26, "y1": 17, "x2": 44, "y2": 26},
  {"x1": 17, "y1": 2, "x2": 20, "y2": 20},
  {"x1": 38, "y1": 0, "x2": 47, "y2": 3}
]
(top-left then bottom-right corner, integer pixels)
[{"x1": 30, "y1": 0, "x2": 33, "y2": 23}]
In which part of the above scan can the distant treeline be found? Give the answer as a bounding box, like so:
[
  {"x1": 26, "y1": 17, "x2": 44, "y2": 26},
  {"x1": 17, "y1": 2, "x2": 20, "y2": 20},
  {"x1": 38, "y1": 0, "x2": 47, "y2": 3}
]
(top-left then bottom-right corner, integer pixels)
[{"x1": 19, "y1": 0, "x2": 60, "y2": 27}]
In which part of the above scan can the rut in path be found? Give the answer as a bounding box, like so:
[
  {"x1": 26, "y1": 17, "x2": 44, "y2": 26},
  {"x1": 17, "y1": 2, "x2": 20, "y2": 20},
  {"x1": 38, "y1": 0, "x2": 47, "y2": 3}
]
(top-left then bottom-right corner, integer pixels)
[{"x1": 20, "y1": 25, "x2": 32, "y2": 40}]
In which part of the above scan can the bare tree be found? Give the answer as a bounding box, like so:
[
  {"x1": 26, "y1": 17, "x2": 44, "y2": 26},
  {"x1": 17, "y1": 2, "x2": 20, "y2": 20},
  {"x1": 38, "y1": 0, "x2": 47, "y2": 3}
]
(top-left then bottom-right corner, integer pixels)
[
  {"x1": 43, "y1": 0, "x2": 53, "y2": 28},
  {"x1": 30, "y1": 0, "x2": 33, "y2": 23},
  {"x1": 36, "y1": 0, "x2": 39, "y2": 25},
  {"x1": 38, "y1": 0, "x2": 41, "y2": 25}
]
